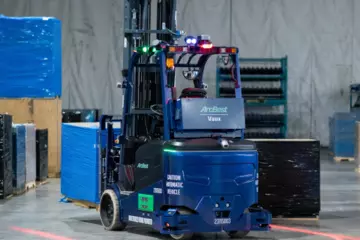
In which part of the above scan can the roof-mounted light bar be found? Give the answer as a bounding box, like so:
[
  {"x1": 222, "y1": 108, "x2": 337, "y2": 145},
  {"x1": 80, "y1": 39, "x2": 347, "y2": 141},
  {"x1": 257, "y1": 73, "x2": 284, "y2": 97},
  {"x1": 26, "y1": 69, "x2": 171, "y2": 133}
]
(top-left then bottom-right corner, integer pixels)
[
  {"x1": 184, "y1": 34, "x2": 213, "y2": 49},
  {"x1": 168, "y1": 46, "x2": 237, "y2": 54}
]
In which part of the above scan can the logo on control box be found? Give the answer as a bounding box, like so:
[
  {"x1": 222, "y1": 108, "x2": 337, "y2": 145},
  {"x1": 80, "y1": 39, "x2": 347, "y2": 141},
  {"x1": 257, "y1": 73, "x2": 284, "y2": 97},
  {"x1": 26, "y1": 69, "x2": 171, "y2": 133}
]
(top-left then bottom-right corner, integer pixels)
[
  {"x1": 200, "y1": 106, "x2": 228, "y2": 114},
  {"x1": 200, "y1": 106, "x2": 228, "y2": 122}
]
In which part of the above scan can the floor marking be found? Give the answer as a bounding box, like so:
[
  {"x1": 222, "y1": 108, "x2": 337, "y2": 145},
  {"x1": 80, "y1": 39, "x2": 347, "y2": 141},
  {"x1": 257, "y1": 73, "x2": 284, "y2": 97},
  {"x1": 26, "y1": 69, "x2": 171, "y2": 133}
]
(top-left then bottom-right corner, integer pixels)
[
  {"x1": 10, "y1": 226, "x2": 74, "y2": 240},
  {"x1": 272, "y1": 224, "x2": 360, "y2": 240},
  {"x1": 10, "y1": 224, "x2": 360, "y2": 240}
]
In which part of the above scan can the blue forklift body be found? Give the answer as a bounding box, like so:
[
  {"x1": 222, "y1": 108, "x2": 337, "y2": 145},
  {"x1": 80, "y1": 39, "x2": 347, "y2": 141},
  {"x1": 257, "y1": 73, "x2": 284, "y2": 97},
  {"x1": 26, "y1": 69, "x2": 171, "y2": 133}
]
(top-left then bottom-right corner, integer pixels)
[
  {"x1": 118, "y1": 149, "x2": 270, "y2": 234},
  {"x1": 99, "y1": 44, "x2": 271, "y2": 237}
]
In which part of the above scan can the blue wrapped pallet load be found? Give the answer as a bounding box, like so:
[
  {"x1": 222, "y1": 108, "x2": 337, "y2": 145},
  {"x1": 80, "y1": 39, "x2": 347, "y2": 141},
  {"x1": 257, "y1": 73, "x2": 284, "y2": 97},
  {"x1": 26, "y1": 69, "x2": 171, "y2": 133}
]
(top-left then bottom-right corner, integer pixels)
[
  {"x1": 61, "y1": 123, "x2": 121, "y2": 204},
  {"x1": 12, "y1": 124, "x2": 26, "y2": 195},
  {"x1": 0, "y1": 15, "x2": 62, "y2": 178},
  {"x1": 0, "y1": 15, "x2": 61, "y2": 98},
  {"x1": 329, "y1": 112, "x2": 360, "y2": 160}
]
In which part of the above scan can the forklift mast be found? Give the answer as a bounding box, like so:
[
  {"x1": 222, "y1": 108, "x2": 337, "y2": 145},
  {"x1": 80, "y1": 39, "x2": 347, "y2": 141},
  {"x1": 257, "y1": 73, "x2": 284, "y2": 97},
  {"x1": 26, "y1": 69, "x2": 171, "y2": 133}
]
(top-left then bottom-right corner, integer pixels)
[
  {"x1": 101, "y1": 0, "x2": 179, "y2": 191},
  {"x1": 122, "y1": 0, "x2": 178, "y2": 138},
  {"x1": 123, "y1": 0, "x2": 177, "y2": 67}
]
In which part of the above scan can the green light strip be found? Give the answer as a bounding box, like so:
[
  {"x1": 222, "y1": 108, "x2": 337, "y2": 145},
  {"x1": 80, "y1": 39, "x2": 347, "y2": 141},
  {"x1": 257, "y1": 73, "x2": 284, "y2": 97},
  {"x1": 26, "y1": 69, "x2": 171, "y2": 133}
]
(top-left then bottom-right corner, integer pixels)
[{"x1": 163, "y1": 148, "x2": 178, "y2": 153}]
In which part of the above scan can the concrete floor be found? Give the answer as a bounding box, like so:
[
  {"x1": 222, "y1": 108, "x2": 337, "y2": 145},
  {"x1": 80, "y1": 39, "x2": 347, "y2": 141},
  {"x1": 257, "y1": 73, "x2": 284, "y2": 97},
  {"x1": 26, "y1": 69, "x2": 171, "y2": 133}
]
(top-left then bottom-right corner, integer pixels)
[{"x1": 1, "y1": 157, "x2": 360, "y2": 239}]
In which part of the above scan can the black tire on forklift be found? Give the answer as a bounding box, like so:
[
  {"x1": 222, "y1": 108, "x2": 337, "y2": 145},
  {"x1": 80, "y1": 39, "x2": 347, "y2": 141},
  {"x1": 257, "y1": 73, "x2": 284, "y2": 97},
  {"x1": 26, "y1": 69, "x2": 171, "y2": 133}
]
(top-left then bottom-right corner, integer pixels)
[
  {"x1": 227, "y1": 231, "x2": 249, "y2": 238},
  {"x1": 170, "y1": 233, "x2": 194, "y2": 240},
  {"x1": 99, "y1": 189, "x2": 127, "y2": 231}
]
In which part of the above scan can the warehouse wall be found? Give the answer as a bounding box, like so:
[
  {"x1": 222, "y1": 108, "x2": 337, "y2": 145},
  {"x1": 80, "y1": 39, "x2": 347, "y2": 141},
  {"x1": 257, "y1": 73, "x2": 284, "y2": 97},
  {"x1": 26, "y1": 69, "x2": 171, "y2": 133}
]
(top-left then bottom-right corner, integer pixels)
[
  {"x1": 0, "y1": 0, "x2": 359, "y2": 145},
  {"x1": 178, "y1": 0, "x2": 358, "y2": 146}
]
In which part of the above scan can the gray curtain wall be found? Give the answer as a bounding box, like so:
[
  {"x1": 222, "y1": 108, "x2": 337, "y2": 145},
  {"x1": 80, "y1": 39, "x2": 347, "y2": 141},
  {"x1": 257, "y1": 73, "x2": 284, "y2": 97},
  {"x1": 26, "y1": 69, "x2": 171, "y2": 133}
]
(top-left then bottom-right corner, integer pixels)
[{"x1": 0, "y1": 0, "x2": 359, "y2": 145}]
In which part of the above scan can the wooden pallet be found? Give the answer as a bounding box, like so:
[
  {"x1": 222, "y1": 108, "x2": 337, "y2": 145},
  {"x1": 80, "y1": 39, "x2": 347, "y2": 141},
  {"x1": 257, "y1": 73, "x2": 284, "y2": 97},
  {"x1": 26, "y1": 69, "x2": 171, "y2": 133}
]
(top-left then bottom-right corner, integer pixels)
[
  {"x1": 329, "y1": 152, "x2": 355, "y2": 162},
  {"x1": 13, "y1": 180, "x2": 49, "y2": 196},
  {"x1": 36, "y1": 180, "x2": 49, "y2": 187},
  {"x1": 48, "y1": 172, "x2": 60, "y2": 178},
  {"x1": 66, "y1": 198, "x2": 98, "y2": 209},
  {"x1": 25, "y1": 181, "x2": 36, "y2": 191},
  {"x1": 333, "y1": 156, "x2": 355, "y2": 162},
  {"x1": 2, "y1": 194, "x2": 13, "y2": 200},
  {"x1": 13, "y1": 181, "x2": 36, "y2": 196},
  {"x1": 13, "y1": 189, "x2": 26, "y2": 196}
]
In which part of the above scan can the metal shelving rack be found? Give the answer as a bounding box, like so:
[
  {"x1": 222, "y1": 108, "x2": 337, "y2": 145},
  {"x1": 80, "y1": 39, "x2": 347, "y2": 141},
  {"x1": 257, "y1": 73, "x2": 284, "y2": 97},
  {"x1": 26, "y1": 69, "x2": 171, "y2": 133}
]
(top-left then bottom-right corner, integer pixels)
[
  {"x1": 350, "y1": 83, "x2": 360, "y2": 111},
  {"x1": 216, "y1": 56, "x2": 288, "y2": 138}
]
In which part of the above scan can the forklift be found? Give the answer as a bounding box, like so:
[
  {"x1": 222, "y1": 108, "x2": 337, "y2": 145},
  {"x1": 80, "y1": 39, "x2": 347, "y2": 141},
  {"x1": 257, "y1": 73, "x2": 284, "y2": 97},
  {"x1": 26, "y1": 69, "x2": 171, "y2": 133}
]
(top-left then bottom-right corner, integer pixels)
[{"x1": 98, "y1": 1, "x2": 271, "y2": 239}]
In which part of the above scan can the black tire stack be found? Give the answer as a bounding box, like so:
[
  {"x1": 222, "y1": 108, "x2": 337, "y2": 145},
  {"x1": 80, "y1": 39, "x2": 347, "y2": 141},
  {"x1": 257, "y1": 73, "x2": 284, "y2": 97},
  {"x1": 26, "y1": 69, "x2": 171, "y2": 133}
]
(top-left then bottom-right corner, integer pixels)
[
  {"x1": 36, "y1": 129, "x2": 48, "y2": 181},
  {"x1": 257, "y1": 139, "x2": 321, "y2": 218},
  {"x1": 0, "y1": 114, "x2": 13, "y2": 199},
  {"x1": 12, "y1": 124, "x2": 26, "y2": 194}
]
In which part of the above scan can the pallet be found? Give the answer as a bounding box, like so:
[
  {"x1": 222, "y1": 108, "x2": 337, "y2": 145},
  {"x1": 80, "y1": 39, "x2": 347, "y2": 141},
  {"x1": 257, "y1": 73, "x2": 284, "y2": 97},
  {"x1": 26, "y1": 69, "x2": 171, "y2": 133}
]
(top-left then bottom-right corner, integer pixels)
[
  {"x1": 1, "y1": 194, "x2": 14, "y2": 200},
  {"x1": 13, "y1": 188, "x2": 26, "y2": 196},
  {"x1": 0, "y1": 194, "x2": 13, "y2": 200},
  {"x1": 329, "y1": 152, "x2": 355, "y2": 162},
  {"x1": 65, "y1": 198, "x2": 98, "y2": 209},
  {"x1": 36, "y1": 180, "x2": 49, "y2": 187},
  {"x1": 13, "y1": 180, "x2": 49, "y2": 196},
  {"x1": 333, "y1": 156, "x2": 354, "y2": 162},
  {"x1": 48, "y1": 172, "x2": 60, "y2": 178},
  {"x1": 25, "y1": 181, "x2": 36, "y2": 191}
]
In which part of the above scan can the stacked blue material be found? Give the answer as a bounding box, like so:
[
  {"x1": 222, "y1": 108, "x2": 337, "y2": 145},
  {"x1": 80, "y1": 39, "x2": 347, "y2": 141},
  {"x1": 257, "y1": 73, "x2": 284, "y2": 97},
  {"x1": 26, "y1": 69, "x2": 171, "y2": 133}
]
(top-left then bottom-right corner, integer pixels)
[
  {"x1": 12, "y1": 124, "x2": 26, "y2": 193},
  {"x1": 329, "y1": 112, "x2": 360, "y2": 157},
  {"x1": 24, "y1": 124, "x2": 36, "y2": 184},
  {"x1": 61, "y1": 123, "x2": 121, "y2": 204},
  {"x1": 0, "y1": 15, "x2": 62, "y2": 98}
]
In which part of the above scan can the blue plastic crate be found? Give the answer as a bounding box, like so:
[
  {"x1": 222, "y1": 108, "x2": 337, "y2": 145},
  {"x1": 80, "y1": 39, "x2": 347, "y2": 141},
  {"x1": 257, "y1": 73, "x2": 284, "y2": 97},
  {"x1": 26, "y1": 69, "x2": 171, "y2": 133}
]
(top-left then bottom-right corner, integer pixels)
[
  {"x1": 61, "y1": 122, "x2": 121, "y2": 204},
  {"x1": 12, "y1": 124, "x2": 26, "y2": 193},
  {"x1": 331, "y1": 139, "x2": 355, "y2": 157},
  {"x1": 329, "y1": 112, "x2": 360, "y2": 157}
]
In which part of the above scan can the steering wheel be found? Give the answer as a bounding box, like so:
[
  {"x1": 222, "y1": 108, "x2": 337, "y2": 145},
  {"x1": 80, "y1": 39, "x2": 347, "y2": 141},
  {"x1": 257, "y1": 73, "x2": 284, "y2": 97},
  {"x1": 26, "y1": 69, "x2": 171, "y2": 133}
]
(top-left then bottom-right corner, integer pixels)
[{"x1": 150, "y1": 104, "x2": 163, "y2": 116}]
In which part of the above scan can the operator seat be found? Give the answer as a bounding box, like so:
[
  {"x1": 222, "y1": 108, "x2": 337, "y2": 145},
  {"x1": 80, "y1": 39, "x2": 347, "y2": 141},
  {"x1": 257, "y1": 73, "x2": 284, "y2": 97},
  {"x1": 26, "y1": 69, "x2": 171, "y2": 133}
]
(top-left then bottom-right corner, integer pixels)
[{"x1": 180, "y1": 88, "x2": 207, "y2": 98}]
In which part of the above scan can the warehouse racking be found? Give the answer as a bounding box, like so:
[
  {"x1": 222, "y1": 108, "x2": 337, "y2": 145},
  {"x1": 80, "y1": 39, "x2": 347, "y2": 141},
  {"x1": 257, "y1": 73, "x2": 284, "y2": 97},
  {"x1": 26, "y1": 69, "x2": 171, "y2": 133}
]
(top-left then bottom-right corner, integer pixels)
[
  {"x1": 350, "y1": 83, "x2": 360, "y2": 112},
  {"x1": 216, "y1": 56, "x2": 288, "y2": 138}
]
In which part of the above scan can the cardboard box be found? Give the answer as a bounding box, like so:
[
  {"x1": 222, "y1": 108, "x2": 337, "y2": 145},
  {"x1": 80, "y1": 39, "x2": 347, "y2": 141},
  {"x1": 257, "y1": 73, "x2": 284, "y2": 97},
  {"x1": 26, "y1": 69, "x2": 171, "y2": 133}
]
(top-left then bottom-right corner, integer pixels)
[{"x1": 0, "y1": 98, "x2": 61, "y2": 177}]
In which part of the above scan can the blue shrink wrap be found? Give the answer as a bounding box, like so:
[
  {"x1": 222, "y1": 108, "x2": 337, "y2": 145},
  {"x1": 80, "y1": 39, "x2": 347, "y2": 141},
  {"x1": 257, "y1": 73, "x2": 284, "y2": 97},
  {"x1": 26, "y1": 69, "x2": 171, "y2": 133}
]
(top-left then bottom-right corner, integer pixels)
[
  {"x1": 12, "y1": 124, "x2": 26, "y2": 193},
  {"x1": 0, "y1": 16, "x2": 61, "y2": 98},
  {"x1": 61, "y1": 123, "x2": 121, "y2": 204}
]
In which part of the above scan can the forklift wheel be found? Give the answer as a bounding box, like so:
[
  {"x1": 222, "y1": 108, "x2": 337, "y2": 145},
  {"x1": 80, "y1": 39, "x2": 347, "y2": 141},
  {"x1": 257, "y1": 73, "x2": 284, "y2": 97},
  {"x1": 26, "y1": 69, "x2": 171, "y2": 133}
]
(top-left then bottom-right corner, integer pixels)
[
  {"x1": 227, "y1": 231, "x2": 249, "y2": 238},
  {"x1": 100, "y1": 189, "x2": 127, "y2": 231},
  {"x1": 170, "y1": 233, "x2": 194, "y2": 240}
]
